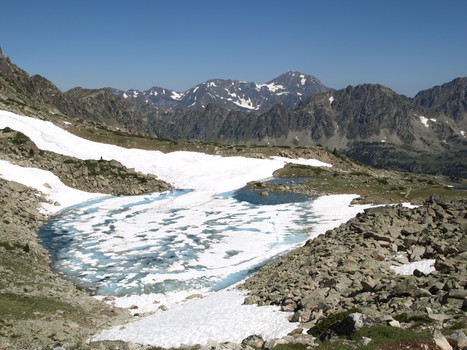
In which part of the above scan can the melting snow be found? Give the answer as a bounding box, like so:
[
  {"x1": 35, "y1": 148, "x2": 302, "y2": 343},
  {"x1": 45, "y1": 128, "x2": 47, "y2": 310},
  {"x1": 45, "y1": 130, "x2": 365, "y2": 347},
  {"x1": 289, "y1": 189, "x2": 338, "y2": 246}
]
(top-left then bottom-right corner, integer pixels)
[
  {"x1": 93, "y1": 289, "x2": 296, "y2": 347},
  {"x1": 0, "y1": 160, "x2": 103, "y2": 214},
  {"x1": 391, "y1": 259, "x2": 436, "y2": 275}
]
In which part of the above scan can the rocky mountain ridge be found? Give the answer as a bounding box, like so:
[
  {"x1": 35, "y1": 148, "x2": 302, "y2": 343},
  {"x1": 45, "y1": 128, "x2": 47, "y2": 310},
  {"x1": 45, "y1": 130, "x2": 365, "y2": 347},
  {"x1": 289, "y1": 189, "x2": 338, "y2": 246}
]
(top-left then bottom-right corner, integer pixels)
[
  {"x1": 107, "y1": 71, "x2": 330, "y2": 113},
  {"x1": 147, "y1": 82, "x2": 466, "y2": 177}
]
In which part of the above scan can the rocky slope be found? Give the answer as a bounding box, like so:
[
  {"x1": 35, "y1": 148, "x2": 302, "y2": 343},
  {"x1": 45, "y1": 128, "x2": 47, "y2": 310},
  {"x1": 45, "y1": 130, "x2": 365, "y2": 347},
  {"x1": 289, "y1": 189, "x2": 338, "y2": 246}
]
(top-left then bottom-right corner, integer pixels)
[
  {"x1": 0, "y1": 48, "x2": 147, "y2": 134},
  {"x1": 0, "y1": 178, "x2": 132, "y2": 349},
  {"x1": 242, "y1": 196, "x2": 467, "y2": 348}
]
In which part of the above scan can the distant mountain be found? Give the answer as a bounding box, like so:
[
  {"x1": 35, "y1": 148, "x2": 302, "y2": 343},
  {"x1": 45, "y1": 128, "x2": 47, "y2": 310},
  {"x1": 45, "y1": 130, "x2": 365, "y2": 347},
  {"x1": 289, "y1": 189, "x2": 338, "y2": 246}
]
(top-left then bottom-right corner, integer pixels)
[
  {"x1": 0, "y1": 47, "x2": 465, "y2": 177},
  {"x1": 107, "y1": 72, "x2": 330, "y2": 113}
]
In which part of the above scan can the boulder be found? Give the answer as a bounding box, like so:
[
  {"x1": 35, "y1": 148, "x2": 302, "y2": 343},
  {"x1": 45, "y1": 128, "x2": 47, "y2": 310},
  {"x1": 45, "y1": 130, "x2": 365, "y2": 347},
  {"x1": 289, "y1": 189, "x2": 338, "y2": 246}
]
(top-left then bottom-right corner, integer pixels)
[{"x1": 447, "y1": 330, "x2": 467, "y2": 349}]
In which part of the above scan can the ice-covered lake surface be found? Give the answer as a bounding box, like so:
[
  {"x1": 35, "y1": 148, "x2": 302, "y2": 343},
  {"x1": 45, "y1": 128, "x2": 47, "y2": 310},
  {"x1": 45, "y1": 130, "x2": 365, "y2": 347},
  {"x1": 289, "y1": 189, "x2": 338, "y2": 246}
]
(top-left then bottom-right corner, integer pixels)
[
  {"x1": 0, "y1": 110, "x2": 373, "y2": 346},
  {"x1": 39, "y1": 185, "x2": 317, "y2": 297}
]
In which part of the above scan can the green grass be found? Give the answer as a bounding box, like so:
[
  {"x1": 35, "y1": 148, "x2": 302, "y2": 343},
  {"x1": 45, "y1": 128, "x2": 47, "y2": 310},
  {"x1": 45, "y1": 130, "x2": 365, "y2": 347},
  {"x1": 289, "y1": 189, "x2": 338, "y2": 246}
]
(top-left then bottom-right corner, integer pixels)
[
  {"x1": 270, "y1": 344, "x2": 309, "y2": 350},
  {"x1": 441, "y1": 320, "x2": 467, "y2": 335},
  {"x1": 11, "y1": 131, "x2": 31, "y2": 145},
  {"x1": 351, "y1": 326, "x2": 432, "y2": 349},
  {"x1": 314, "y1": 325, "x2": 432, "y2": 350},
  {"x1": 0, "y1": 293, "x2": 76, "y2": 320}
]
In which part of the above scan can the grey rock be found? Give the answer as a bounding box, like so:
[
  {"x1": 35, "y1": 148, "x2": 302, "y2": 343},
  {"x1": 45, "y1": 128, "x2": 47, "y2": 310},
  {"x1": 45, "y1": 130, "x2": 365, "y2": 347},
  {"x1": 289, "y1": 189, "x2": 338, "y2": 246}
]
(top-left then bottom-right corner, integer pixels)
[
  {"x1": 447, "y1": 330, "x2": 467, "y2": 349},
  {"x1": 433, "y1": 330, "x2": 454, "y2": 350}
]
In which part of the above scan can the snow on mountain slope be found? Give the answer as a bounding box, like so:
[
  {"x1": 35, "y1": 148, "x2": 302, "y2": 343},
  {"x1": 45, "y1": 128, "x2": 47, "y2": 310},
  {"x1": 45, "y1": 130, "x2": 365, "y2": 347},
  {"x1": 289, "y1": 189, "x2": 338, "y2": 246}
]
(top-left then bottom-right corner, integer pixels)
[{"x1": 0, "y1": 110, "x2": 330, "y2": 195}]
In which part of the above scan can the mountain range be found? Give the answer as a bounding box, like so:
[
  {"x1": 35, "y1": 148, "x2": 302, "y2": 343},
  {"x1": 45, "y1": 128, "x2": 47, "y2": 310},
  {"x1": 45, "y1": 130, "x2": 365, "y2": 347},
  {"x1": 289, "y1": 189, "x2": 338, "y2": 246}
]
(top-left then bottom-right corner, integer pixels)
[
  {"x1": 0, "y1": 47, "x2": 465, "y2": 177},
  {"x1": 106, "y1": 72, "x2": 330, "y2": 113}
]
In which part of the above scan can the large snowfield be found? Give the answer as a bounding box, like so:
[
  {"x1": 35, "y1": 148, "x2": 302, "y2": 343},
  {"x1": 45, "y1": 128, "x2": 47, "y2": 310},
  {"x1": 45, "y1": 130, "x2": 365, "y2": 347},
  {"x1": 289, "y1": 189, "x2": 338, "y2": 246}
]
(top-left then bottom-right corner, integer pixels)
[{"x1": 0, "y1": 110, "x2": 374, "y2": 346}]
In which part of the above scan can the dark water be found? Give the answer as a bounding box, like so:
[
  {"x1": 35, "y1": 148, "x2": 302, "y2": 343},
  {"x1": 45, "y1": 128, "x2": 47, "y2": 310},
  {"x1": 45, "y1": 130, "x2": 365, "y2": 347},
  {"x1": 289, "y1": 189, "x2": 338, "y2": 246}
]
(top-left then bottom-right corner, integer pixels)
[{"x1": 233, "y1": 177, "x2": 315, "y2": 205}]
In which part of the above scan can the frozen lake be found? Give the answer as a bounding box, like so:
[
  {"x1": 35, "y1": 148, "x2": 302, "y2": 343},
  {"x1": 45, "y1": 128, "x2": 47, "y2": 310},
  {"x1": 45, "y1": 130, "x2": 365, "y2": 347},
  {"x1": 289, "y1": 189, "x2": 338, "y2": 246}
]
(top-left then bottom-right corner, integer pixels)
[{"x1": 39, "y1": 184, "x2": 318, "y2": 297}]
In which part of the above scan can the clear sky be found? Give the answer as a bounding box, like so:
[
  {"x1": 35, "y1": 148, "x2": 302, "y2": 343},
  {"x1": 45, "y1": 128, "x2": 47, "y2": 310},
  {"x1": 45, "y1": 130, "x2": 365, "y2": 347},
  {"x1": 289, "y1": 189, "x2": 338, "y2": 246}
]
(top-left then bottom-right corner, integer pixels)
[{"x1": 1, "y1": 0, "x2": 466, "y2": 96}]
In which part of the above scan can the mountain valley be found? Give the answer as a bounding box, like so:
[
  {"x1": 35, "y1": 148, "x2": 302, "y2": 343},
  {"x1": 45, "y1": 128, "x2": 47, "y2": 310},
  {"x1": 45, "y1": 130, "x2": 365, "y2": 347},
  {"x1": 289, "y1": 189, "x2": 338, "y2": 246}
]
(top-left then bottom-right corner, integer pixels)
[{"x1": 0, "y1": 47, "x2": 466, "y2": 349}]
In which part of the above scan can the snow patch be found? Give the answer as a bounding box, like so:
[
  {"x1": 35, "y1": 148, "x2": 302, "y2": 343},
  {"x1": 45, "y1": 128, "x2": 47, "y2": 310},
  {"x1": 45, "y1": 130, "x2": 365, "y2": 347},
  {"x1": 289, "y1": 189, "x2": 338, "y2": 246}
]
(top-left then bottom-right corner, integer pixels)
[
  {"x1": 170, "y1": 91, "x2": 183, "y2": 100},
  {"x1": 92, "y1": 289, "x2": 296, "y2": 347},
  {"x1": 233, "y1": 97, "x2": 258, "y2": 110},
  {"x1": 329, "y1": 96, "x2": 334, "y2": 105},
  {"x1": 460, "y1": 130, "x2": 465, "y2": 137},
  {"x1": 391, "y1": 259, "x2": 436, "y2": 275},
  {"x1": 256, "y1": 83, "x2": 285, "y2": 93},
  {"x1": 0, "y1": 159, "x2": 103, "y2": 214},
  {"x1": 300, "y1": 74, "x2": 306, "y2": 85},
  {"x1": 122, "y1": 93, "x2": 128, "y2": 99},
  {"x1": 0, "y1": 110, "x2": 330, "y2": 194},
  {"x1": 419, "y1": 116, "x2": 430, "y2": 128}
]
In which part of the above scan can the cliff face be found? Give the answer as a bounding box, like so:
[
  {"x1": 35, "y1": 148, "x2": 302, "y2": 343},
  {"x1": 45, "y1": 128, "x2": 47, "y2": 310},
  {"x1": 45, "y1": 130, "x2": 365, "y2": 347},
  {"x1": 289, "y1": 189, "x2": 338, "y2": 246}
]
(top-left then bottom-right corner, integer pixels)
[{"x1": 413, "y1": 77, "x2": 467, "y2": 122}]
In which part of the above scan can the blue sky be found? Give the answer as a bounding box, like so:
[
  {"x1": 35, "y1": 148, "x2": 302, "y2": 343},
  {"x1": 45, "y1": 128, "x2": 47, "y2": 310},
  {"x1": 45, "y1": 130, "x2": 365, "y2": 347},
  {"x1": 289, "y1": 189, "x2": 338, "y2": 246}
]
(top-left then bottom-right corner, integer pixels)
[{"x1": 1, "y1": 0, "x2": 466, "y2": 96}]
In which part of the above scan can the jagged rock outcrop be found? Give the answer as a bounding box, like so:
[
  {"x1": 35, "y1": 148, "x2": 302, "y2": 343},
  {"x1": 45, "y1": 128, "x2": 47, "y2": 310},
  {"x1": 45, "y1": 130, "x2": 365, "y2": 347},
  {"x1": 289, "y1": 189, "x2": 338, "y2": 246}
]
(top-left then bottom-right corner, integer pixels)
[{"x1": 414, "y1": 77, "x2": 467, "y2": 122}]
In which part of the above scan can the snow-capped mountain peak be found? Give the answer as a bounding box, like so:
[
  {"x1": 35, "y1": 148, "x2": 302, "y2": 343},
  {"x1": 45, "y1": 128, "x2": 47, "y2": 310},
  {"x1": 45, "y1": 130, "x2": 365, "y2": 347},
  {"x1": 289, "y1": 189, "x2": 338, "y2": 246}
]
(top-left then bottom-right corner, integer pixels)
[{"x1": 107, "y1": 72, "x2": 330, "y2": 113}]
